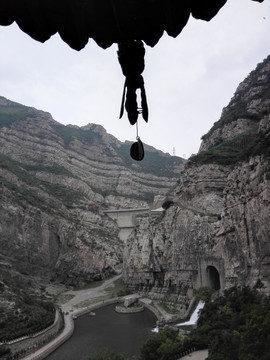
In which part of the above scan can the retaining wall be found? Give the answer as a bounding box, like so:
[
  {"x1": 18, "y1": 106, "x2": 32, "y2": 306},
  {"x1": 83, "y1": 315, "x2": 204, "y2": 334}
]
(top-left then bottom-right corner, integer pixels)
[
  {"x1": 21, "y1": 298, "x2": 122, "y2": 360},
  {"x1": 23, "y1": 315, "x2": 74, "y2": 360},
  {"x1": 1, "y1": 311, "x2": 63, "y2": 360},
  {"x1": 115, "y1": 305, "x2": 144, "y2": 314},
  {"x1": 139, "y1": 299, "x2": 162, "y2": 320}
]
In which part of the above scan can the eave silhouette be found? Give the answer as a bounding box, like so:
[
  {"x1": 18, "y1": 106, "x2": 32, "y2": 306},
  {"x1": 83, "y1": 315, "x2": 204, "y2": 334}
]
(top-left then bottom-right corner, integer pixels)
[{"x1": 0, "y1": 0, "x2": 234, "y2": 50}]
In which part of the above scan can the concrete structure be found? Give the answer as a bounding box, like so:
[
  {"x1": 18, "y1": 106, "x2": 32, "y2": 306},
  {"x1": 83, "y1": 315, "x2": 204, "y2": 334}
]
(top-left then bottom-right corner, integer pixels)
[
  {"x1": 104, "y1": 207, "x2": 150, "y2": 241},
  {"x1": 115, "y1": 304, "x2": 144, "y2": 314},
  {"x1": 123, "y1": 294, "x2": 141, "y2": 307},
  {"x1": 22, "y1": 314, "x2": 74, "y2": 360},
  {"x1": 197, "y1": 258, "x2": 224, "y2": 293}
]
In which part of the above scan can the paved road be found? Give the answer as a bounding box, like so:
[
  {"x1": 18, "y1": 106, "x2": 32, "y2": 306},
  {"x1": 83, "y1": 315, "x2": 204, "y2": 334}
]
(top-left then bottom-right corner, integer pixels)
[
  {"x1": 179, "y1": 350, "x2": 208, "y2": 360},
  {"x1": 22, "y1": 315, "x2": 74, "y2": 360},
  {"x1": 61, "y1": 274, "x2": 122, "y2": 311}
]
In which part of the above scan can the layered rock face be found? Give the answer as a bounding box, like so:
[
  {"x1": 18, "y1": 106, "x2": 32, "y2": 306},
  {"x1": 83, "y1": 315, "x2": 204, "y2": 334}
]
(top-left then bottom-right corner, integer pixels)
[
  {"x1": 123, "y1": 55, "x2": 270, "y2": 304},
  {"x1": 0, "y1": 97, "x2": 183, "y2": 286}
]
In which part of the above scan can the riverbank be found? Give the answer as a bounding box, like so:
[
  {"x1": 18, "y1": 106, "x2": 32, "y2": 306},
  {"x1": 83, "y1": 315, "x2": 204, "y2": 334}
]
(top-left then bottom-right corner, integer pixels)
[
  {"x1": 45, "y1": 302, "x2": 157, "y2": 360},
  {"x1": 22, "y1": 298, "x2": 123, "y2": 360},
  {"x1": 17, "y1": 275, "x2": 200, "y2": 360},
  {"x1": 1, "y1": 311, "x2": 63, "y2": 359},
  {"x1": 19, "y1": 275, "x2": 124, "y2": 360}
]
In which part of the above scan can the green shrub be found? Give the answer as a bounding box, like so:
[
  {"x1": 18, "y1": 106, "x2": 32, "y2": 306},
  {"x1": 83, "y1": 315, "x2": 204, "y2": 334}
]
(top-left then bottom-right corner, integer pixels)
[
  {"x1": 189, "y1": 134, "x2": 270, "y2": 166},
  {"x1": 51, "y1": 123, "x2": 102, "y2": 146},
  {"x1": 0, "y1": 346, "x2": 11, "y2": 356},
  {"x1": 194, "y1": 287, "x2": 215, "y2": 303},
  {"x1": 0, "y1": 105, "x2": 36, "y2": 128},
  {"x1": 0, "y1": 299, "x2": 55, "y2": 342},
  {"x1": 116, "y1": 143, "x2": 183, "y2": 178},
  {"x1": 191, "y1": 286, "x2": 270, "y2": 360},
  {"x1": 139, "y1": 327, "x2": 196, "y2": 360}
]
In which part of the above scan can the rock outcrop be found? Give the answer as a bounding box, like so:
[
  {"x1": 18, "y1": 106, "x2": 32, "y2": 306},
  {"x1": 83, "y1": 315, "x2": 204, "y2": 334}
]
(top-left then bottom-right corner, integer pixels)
[
  {"x1": 123, "y1": 55, "x2": 270, "y2": 307},
  {"x1": 0, "y1": 97, "x2": 183, "y2": 287}
]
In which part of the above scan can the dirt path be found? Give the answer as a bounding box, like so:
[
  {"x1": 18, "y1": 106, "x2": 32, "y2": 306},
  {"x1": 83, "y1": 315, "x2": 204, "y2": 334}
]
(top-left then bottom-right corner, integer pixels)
[{"x1": 60, "y1": 274, "x2": 122, "y2": 312}]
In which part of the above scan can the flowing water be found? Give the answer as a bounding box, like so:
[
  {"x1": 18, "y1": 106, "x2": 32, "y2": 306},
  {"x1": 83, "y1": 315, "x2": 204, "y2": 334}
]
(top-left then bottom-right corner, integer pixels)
[
  {"x1": 46, "y1": 304, "x2": 157, "y2": 360},
  {"x1": 176, "y1": 301, "x2": 205, "y2": 326}
]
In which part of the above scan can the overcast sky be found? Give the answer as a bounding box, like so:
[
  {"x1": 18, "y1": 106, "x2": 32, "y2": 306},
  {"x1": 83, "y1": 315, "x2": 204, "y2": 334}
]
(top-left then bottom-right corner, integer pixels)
[{"x1": 1, "y1": 0, "x2": 270, "y2": 159}]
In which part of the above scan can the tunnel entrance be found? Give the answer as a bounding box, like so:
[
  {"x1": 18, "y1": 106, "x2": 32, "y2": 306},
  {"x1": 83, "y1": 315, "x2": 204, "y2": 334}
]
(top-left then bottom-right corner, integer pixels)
[{"x1": 207, "y1": 265, "x2": 221, "y2": 291}]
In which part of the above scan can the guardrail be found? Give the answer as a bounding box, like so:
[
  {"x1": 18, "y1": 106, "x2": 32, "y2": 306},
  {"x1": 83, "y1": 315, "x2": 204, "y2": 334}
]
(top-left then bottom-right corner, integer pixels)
[
  {"x1": 0, "y1": 311, "x2": 64, "y2": 360},
  {"x1": 24, "y1": 316, "x2": 74, "y2": 360}
]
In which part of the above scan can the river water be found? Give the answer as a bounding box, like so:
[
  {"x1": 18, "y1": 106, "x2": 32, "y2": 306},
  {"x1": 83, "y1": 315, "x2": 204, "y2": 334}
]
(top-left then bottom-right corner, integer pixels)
[{"x1": 46, "y1": 304, "x2": 157, "y2": 360}]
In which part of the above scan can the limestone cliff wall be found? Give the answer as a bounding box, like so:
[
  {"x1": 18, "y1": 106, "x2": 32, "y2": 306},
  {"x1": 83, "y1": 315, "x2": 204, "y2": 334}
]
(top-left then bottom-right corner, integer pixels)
[
  {"x1": 0, "y1": 97, "x2": 183, "y2": 286},
  {"x1": 0, "y1": 181, "x2": 121, "y2": 286},
  {"x1": 123, "y1": 55, "x2": 270, "y2": 299}
]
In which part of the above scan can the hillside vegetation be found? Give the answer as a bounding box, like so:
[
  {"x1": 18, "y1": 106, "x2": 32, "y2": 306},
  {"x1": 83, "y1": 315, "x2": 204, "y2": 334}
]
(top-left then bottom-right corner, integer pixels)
[
  {"x1": 0, "y1": 269, "x2": 55, "y2": 342},
  {"x1": 189, "y1": 133, "x2": 270, "y2": 166}
]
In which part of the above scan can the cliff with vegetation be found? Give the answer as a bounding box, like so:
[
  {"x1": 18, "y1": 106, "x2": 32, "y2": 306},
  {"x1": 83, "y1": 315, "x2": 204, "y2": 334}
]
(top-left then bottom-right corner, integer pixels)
[
  {"x1": 0, "y1": 96, "x2": 184, "y2": 343},
  {"x1": 0, "y1": 96, "x2": 183, "y2": 289},
  {"x1": 123, "y1": 55, "x2": 270, "y2": 309}
]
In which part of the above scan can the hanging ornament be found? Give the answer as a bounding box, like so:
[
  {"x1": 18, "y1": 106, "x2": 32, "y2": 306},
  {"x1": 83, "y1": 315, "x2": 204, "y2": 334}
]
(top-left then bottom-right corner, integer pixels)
[
  {"x1": 117, "y1": 40, "x2": 148, "y2": 160},
  {"x1": 130, "y1": 122, "x2": 145, "y2": 161},
  {"x1": 118, "y1": 40, "x2": 148, "y2": 125},
  {"x1": 130, "y1": 136, "x2": 144, "y2": 161}
]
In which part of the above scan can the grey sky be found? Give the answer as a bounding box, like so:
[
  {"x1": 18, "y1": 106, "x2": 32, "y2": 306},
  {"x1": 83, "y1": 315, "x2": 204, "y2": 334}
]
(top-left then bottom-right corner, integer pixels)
[{"x1": 1, "y1": 0, "x2": 270, "y2": 158}]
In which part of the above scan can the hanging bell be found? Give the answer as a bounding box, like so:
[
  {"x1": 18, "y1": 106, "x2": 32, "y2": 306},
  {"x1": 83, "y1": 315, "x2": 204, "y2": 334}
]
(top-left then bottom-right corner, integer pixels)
[{"x1": 130, "y1": 137, "x2": 144, "y2": 161}]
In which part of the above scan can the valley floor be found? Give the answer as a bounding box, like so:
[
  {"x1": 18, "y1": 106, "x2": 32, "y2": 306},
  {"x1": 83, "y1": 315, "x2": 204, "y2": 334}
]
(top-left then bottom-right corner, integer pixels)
[
  {"x1": 59, "y1": 274, "x2": 122, "y2": 312},
  {"x1": 20, "y1": 275, "x2": 201, "y2": 360}
]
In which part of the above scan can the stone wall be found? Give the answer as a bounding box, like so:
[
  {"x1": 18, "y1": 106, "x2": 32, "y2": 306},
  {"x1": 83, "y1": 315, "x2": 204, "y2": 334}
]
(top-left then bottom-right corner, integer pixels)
[
  {"x1": 1, "y1": 311, "x2": 63, "y2": 359},
  {"x1": 115, "y1": 305, "x2": 144, "y2": 314}
]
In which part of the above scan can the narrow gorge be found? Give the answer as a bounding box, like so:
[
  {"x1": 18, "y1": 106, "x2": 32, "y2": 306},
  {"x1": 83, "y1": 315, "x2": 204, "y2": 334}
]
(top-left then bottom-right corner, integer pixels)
[
  {"x1": 1, "y1": 54, "x2": 270, "y2": 349},
  {"x1": 123, "y1": 55, "x2": 270, "y2": 316},
  {"x1": 0, "y1": 97, "x2": 183, "y2": 336}
]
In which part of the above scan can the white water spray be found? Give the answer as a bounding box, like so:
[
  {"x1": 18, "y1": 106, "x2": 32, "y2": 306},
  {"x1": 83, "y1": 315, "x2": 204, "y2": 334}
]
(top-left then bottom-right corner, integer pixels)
[
  {"x1": 152, "y1": 301, "x2": 205, "y2": 333},
  {"x1": 176, "y1": 301, "x2": 205, "y2": 326}
]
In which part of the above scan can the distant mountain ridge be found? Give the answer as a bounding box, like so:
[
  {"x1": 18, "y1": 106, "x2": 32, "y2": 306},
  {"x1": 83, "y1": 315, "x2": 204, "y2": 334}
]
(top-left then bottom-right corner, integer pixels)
[{"x1": 0, "y1": 96, "x2": 183, "y2": 176}]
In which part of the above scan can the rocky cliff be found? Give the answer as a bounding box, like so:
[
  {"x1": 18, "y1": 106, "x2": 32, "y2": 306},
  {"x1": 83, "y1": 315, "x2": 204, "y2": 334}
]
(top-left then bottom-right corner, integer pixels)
[
  {"x1": 123, "y1": 55, "x2": 270, "y2": 310},
  {"x1": 0, "y1": 97, "x2": 183, "y2": 288}
]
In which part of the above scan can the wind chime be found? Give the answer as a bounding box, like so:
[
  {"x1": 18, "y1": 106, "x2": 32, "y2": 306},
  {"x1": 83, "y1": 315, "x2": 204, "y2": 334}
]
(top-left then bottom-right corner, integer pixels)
[{"x1": 117, "y1": 40, "x2": 148, "y2": 161}]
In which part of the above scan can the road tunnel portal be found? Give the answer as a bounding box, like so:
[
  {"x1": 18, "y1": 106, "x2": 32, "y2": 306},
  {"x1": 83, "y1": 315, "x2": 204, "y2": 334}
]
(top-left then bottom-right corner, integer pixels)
[{"x1": 206, "y1": 265, "x2": 221, "y2": 291}]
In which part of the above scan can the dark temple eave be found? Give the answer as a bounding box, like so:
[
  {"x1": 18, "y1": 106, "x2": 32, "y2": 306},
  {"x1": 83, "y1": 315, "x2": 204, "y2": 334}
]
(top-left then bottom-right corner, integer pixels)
[{"x1": 0, "y1": 0, "x2": 233, "y2": 51}]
